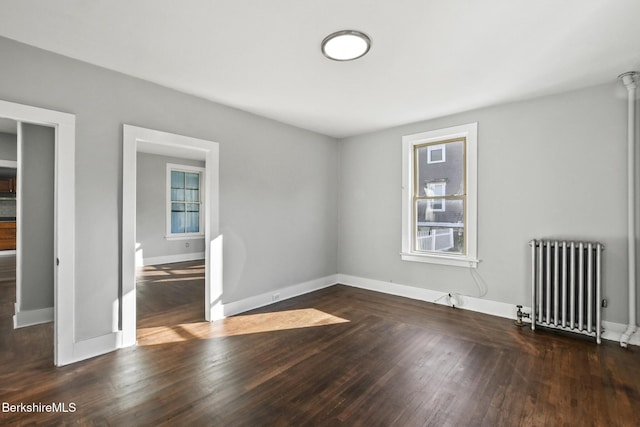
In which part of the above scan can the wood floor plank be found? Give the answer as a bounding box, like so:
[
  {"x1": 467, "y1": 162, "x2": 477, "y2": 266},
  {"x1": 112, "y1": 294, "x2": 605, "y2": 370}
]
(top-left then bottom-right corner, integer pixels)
[{"x1": 0, "y1": 257, "x2": 639, "y2": 426}]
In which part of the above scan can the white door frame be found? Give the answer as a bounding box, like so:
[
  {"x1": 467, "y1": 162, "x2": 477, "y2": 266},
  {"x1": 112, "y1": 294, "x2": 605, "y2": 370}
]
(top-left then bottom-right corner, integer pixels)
[
  {"x1": 121, "y1": 125, "x2": 221, "y2": 348},
  {"x1": 0, "y1": 99, "x2": 76, "y2": 367}
]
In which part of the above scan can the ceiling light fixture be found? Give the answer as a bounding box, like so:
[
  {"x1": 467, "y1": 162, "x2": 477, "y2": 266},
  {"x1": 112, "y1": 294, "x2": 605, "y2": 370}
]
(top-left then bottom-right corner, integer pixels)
[{"x1": 321, "y1": 30, "x2": 371, "y2": 61}]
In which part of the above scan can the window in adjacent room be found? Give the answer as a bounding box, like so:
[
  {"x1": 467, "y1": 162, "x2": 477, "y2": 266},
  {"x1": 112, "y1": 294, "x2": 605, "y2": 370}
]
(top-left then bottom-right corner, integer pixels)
[
  {"x1": 166, "y1": 163, "x2": 205, "y2": 238},
  {"x1": 401, "y1": 122, "x2": 478, "y2": 267}
]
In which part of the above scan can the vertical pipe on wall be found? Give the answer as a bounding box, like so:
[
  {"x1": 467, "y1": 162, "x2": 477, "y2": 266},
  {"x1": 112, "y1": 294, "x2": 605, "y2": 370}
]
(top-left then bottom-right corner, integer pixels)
[{"x1": 620, "y1": 71, "x2": 638, "y2": 348}]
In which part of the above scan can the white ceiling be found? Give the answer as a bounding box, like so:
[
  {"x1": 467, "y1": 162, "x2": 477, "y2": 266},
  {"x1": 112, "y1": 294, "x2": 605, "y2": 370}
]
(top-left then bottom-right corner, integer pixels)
[{"x1": 0, "y1": 0, "x2": 638, "y2": 138}]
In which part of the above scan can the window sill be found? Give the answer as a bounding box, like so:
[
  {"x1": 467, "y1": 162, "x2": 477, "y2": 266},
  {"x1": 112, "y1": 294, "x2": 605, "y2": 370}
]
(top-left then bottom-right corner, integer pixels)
[
  {"x1": 165, "y1": 234, "x2": 205, "y2": 241},
  {"x1": 401, "y1": 252, "x2": 478, "y2": 268}
]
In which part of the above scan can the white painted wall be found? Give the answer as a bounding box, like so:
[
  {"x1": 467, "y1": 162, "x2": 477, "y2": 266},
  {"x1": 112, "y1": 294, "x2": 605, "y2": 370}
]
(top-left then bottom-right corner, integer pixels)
[
  {"x1": 136, "y1": 152, "x2": 205, "y2": 263},
  {"x1": 0, "y1": 36, "x2": 339, "y2": 341},
  {"x1": 338, "y1": 82, "x2": 633, "y2": 324}
]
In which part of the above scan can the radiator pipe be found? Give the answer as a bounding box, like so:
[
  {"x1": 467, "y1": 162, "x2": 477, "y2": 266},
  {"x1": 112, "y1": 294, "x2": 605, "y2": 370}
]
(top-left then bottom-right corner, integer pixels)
[{"x1": 620, "y1": 71, "x2": 639, "y2": 348}]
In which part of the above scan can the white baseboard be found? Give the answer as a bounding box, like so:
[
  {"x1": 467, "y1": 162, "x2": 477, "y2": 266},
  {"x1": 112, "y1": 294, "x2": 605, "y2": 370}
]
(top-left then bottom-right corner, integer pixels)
[
  {"x1": 62, "y1": 273, "x2": 637, "y2": 365},
  {"x1": 67, "y1": 332, "x2": 122, "y2": 366},
  {"x1": 602, "y1": 321, "x2": 640, "y2": 347},
  {"x1": 337, "y1": 274, "x2": 517, "y2": 319},
  {"x1": 223, "y1": 274, "x2": 339, "y2": 317},
  {"x1": 13, "y1": 306, "x2": 53, "y2": 328},
  {"x1": 139, "y1": 252, "x2": 205, "y2": 267},
  {"x1": 12, "y1": 310, "x2": 122, "y2": 365},
  {"x1": 336, "y1": 274, "x2": 639, "y2": 347},
  {"x1": 57, "y1": 274, "x2": 335, "y2": 365},
  {"x1": 0, "y1": 250, "x2": 16, "y2": 256},
  {"x1": 57, "y1": 273, "x2": 638, "y2": 366}
]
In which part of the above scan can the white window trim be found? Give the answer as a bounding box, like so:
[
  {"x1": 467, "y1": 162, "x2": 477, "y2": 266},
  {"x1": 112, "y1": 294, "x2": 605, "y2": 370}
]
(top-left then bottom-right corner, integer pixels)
[
  {"x1": 401, "y1": 122, "x2": 478, "y2": 268},
  {"x1": 166, "y1": 163, "x2": 206, "y2": 239},
  {"x1": 427, "y1": 144, "x2": 446, "y2": 164}
]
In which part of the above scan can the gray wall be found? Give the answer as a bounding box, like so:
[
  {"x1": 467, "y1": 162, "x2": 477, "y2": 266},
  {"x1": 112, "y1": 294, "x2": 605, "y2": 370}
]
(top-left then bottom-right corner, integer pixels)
[
  {"x1": 1, "y1": 34, "x2": 633, "y2": 338},
  {"x1": 0, "y1": 132, "x2": 17, "y2": 160},
  {"x1": 136, "y1": 152, "x2": 205, "y2": 260},
  {"x1": 19, "y1": 123, "x2": 54, "y2": 311},
  {"x1": 0, "y1": 36, "x2": 339, "y2": 341},
  {"x1": 338, "y1": 82, "x2": 634, "y2": 324}
]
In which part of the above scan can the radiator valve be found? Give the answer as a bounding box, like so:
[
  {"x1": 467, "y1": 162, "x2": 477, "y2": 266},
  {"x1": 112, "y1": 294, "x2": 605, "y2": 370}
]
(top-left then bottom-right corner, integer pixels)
[{"x1": 515, "y1": 305, "x2": 530, "y2": 327}]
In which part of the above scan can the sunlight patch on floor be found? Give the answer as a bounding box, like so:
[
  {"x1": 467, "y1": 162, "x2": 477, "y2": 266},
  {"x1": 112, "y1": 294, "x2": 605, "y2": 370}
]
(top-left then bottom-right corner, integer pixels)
[
  {"x1": 137, "y1": 268, "x2": 205, "y2": 277},
  {"x1": 137, "y1": 308, "x2": 349, "y2": 346}
]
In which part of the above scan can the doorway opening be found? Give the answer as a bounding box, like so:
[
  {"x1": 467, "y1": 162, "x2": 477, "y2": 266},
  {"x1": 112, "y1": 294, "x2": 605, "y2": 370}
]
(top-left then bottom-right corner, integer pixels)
[
  {"x1": 121, "y1": 125, "x2": 221, "y2": 348},
  {"x1": 135, "y1": 260, "x2": 205, "y2": 346},
  {"x1": 0, "y1": 118, "x2": 18, "y2": 258},
  {"x1": 0, "y1": 99, "x2": 76, "y2": 366}
]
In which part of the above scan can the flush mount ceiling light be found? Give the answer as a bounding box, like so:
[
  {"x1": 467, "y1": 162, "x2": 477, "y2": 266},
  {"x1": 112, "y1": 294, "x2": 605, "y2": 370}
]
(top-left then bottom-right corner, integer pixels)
[{"x1": 321, "y1": 30, "x2": 371, "y2": 61}]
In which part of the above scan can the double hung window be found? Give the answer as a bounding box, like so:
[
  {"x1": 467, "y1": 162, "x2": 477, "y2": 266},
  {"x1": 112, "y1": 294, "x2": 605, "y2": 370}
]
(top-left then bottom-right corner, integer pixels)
[
  {"x1": 401, "y1": 123, "x2": 478, "y2": 267},
  {"x1": 167, "y1": 164, "x2": 205, "y2": 238}
]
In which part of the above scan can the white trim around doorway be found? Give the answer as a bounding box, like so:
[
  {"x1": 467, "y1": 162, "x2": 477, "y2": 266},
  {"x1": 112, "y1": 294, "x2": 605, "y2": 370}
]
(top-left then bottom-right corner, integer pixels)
[
  {"x1": 0, "y1": 99, "x2": 76, "y2": 367},
  {"x1": 121, "y1": 125, "x2": 221, "y2": 348}
]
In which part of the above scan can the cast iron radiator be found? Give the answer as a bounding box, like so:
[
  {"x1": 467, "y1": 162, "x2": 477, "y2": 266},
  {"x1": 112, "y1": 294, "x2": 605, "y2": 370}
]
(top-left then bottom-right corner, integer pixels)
[{"x1": 530, "y1": 239, "x2": 604, "y2": 344}]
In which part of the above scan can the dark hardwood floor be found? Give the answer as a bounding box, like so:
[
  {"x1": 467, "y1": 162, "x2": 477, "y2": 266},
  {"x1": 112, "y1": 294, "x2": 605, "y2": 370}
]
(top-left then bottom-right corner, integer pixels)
[
  {"x1": 136, "y1": 261, "x2": 206, "y2": 332},
  {"x1": 0, "y1": 256, "x2": 639, "y2": 426}
]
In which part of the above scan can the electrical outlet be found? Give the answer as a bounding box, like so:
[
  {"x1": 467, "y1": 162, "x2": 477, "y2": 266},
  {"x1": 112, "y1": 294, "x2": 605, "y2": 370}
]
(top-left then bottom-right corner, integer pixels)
[
  {"x1": 272, "y1": 293, "x2": 280, "y2": 302},
  {"x1": 185, "y1": 242, "x2": 190, "y2": 248}
]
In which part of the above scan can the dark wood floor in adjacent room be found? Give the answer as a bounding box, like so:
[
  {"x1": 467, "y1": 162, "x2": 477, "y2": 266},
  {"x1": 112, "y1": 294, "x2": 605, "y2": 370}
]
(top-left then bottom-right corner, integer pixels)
[{"x1": 0, "y1": 257, "x2": 639, "y2": 426}]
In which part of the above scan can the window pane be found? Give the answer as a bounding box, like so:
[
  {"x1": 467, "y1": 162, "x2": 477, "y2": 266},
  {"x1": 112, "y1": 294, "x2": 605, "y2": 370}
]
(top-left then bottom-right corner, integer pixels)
[
  {"x1": 415, "y1": 226, "x2": 464, "y2": 254},
  {"x1": 416, "y1": 198, "x2": 464, "y2": 254},
  {"x1": 185, "y1": 172, "x2": 199, "y2": 189},
  {"x1": 171, "y1": 171, "x2": 185, "y2": 189},
  {"x1": 172, "y1": 188, "x2": 185, "y2": 201},
  {"x1": 416, "y1": 140, "x2": 465, "y2": 197},
  {"x1": 185, "y1": 189, "x2": 199, "y2": 202},
  {"x1": 186, "y1": 212, "x2": 200, "y2": 233},
  {"x1": 417, "y1": 198, "x2": 464, "y2": 225},
  {"x1": 170, "y1": 169, "x2": 203, "y2": 235},
  {"x1": 171, "y1": 211, "x2": 185, "y2": 233}
]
